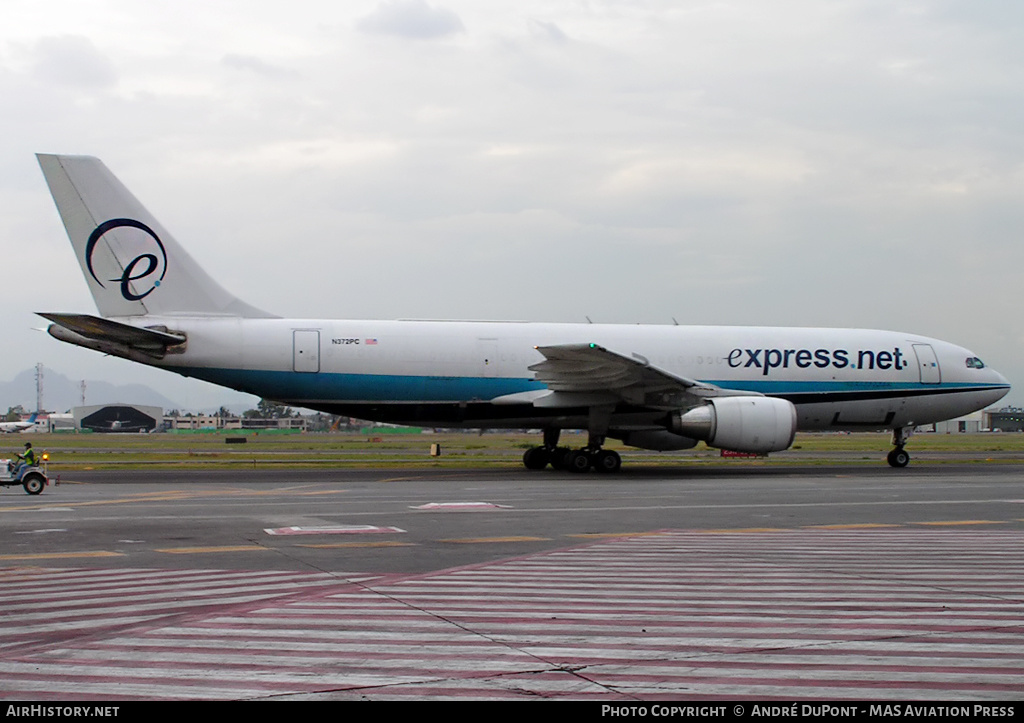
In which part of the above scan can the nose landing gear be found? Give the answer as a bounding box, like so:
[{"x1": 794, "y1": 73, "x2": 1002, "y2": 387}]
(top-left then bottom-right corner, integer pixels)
[
  {"x1": 887, "y1": 426, "x2": 913, "y2": 468},
  {"x1": 887, "y1": 447, "x2": 910, "y2": 468}
]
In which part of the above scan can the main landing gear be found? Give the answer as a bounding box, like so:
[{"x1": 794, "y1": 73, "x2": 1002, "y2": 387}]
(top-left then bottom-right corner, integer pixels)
[
  {"x1": 522, "y1": 427, "x2": 622, "y2": 473},
  {"x1": 887, "y1": 426, "x2": 913, "y2": 468}
]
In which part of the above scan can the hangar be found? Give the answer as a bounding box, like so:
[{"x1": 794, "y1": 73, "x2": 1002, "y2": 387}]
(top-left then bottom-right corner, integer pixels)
[{"x1": 73, "y1": 404, "x2": 162, "y2": 433}]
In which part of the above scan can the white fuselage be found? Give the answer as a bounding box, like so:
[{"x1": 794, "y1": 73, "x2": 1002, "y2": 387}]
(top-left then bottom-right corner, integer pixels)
[{"x1": 123, "y1": 316, "x2": 1009, "y2": 433}]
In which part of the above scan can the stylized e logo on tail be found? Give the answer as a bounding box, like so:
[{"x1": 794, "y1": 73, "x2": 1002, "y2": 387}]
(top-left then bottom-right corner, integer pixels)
[{"x1": 86, "y1": 219, "x2": 168, "y2": 301}]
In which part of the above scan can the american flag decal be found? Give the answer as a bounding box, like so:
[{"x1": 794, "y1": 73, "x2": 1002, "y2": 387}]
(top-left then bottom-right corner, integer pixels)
[{"x1": 365, "y1": 338, "x2": 378, "y2": 345}]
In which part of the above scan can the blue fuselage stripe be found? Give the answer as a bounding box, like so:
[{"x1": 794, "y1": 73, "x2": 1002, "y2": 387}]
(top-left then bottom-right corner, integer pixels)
[{"x1": 176, "y1": 367, "x2": 1003, "y2": 404}]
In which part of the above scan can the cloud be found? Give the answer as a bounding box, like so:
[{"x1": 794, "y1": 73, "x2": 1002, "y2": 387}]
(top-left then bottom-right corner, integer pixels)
[
  {"x1": 221, "y1": 54, "x2": 299, "y2": 80},
  {"x1": 30, "y1": 35, "x2": 117, "y2": 88},
  {"x1": 356, "y1": 0, "x2": 465, "y2": 39},
  {"x1": 527, "y1": 19, "x2": 569, "y2": 44}
]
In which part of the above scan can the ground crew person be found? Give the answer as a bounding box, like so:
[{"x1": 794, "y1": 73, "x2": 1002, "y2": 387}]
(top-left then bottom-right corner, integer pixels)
[{"x1": 13, "y1": 442, "x2": 38, "y2": 476}]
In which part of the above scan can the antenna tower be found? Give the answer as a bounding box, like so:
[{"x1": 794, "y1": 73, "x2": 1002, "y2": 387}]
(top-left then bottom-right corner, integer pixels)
[{"x1": 35, "y1": 363, "x2": 43, "y2": 414}]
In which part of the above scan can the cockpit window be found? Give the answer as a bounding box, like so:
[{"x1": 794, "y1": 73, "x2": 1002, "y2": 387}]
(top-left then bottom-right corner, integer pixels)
[{"x1": 965, "y1": 357, "x2": 986, "y2": 369}]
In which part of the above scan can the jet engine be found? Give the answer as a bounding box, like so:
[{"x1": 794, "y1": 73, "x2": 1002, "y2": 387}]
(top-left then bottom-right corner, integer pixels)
[
  {"x1": 668, "y1": 397, "x2": 797, "y2": 454},
  {"x1": 620, "y1": 430, "x2": 699, "y2": 451}
]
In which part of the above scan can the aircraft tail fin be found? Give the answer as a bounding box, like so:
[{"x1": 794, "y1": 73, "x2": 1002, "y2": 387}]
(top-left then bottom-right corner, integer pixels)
[{"x1": 37, "y1": 154, "x2": 273, "y2": 319}]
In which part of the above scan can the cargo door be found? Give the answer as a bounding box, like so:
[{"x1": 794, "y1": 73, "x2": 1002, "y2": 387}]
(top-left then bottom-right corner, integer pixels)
[
  {"x1": 478, "y1": 338, "x2": 498, "y2": 377},
  {"x1": 293, "y1": 330, "x2": 320, "y2": 373}
]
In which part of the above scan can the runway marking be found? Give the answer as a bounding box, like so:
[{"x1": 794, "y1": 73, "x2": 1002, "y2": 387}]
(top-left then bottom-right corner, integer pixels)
[
  {"x1": 704, "y1": 527, "x2": 789, "y2": 533},
  {"x1": 512, "y1": 498, "x2": 1024, "y2": 514},
  {"x1": 911, "y1": 520, "x2": 1007, "y2": 526},
  {"x1": 1, "y1": 487, "x2": 346, "y2": 513},
  {"x1": 237, "y1": 486, "x2": 342, "y2": 497},
  {"x1": 566, "y1": 532, "x2": 666, "y2": 538},
  {"x1": 2, "y1": 530, "x2": 1022, "y2": 700},
  {"x1": 156, "y1": 546, "x2": 269, "y2": 554},
  {"x1": 296, "y1": 541, "x2": 417, "y2": 549},
  {"x1": 0, "y1": 504, "x2": 82, "y2": 513},
  {"x1": 0, "y1": 493, "x2": 219, "y2": 512},
  {"x1": 805, "y1": 523, "x2": 902, "y2": 529},
  {"x1": 0, "y1": 551, "x2": 124, "y2": 561},
  {"x1": 264, "y1": 525, "x2": 406, "y2": 536},
  {"x1": 440, "y1": 536, "x2": 550, "y2": 544},
  {"x1": 412, "y1": 502, "x2": 510, "y2": 510}
]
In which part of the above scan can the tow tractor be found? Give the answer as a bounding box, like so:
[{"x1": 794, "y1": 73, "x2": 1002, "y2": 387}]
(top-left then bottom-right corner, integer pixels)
[{"x1": 0, "y1": 451, "x2": 50, "y2": 495}]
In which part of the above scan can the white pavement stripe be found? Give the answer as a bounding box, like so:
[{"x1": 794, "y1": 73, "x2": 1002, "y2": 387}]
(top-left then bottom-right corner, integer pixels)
[
  {"x1": 0, "y1": 677, "x2": 303, "y2": 700},
  {"x1": 164, "y1": 618, "x2": 1022, "y2": 640},
  {"x1": 1, "y1": 583, "x2": 340, "y2": 616},
  {"x1": 252, "y1": 609, "x2": 1024, "y2": 626},
  {"x1": 1, "y1": 529, "x2": 1021, "y2": 700},
  {"x1": 106, "y1": 627, "x2": 1024, "y2": 654},
  {"x1": 305, "y1": 596, "x2": 1024, "y2": 612},
  {"x1": 92, "y1": 637, "x2": 546, "y2": 657},
  {"x1": 1, "y1": 593, "x2": 340, "y2": 627},
  {"x1": 0, "y1": 568, "x2": 331, "y2": 591},
  {"x1": 0, "y1": 655, "x2": 542, "y2": 677},
  {"x1": 84, "y1": 638, "x2": 1024, "y2": 668},
  {"x1": 2, "y1": 615, "x2": 171, "y2": 637}
]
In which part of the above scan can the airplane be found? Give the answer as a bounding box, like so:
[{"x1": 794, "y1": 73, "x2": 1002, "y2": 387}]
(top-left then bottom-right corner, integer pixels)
[
  {"x1": 0, "y1": 413, "x2": 38, "y2": 434},
  {"x1": 35, "y1": 154, "x2": 1011, "y2": 472}
]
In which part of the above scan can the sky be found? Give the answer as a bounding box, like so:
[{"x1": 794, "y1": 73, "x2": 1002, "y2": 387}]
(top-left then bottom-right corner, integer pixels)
[{"x1": 1, "y1": 0, "x2": 1022, "y2": 411}]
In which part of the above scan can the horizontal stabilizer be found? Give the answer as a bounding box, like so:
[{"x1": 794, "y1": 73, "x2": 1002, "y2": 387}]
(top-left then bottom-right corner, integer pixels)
[{"x1": 39, "y1": 312, "x2": 185, "y2": 356}]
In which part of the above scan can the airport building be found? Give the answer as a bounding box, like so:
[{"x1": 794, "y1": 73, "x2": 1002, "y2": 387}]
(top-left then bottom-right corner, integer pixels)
[
  {"x1": 164, "y1": 413, "x2": 240, "y2": 431},
  {"x1": 925, "y1": 408, "x2": 1023, "y2": 434},
  {"x1": 984, "y1": 407, "x2": 1024, "y2": 433},
  {"x1": 162, "y1": 413, "x2": 307, "y2": 432}
]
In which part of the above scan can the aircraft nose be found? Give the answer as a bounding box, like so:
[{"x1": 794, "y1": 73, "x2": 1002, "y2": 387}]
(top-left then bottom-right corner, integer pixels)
[{"x1": 985, "y1": 368, "x2": 1011, "y2": 405}]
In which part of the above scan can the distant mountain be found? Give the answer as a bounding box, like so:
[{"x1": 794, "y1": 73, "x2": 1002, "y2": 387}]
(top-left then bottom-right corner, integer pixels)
[{"x1": 0, "y1": 368, "x2": 180, "y2": 413}]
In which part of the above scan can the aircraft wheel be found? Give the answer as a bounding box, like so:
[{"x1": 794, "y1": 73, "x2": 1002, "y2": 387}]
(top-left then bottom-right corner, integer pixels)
[
  {"x1": 887, "y1": 448, "x2": 910, "y2": 468},
  {"x1": 567, "y1": 450, "x2": 592, "y2": 473},
  {"x1": 522, "y1": 447, "x2": 550, "y2": 470},
  {"x1": 22, "y1": 474, "x2": 45, "y2": 495},
  {"x1": 550, "y1": 447, "x2": 572, "y2": 471},
  {"x1": 593, "y1": 450, "x2": 622, "y2": 473}
]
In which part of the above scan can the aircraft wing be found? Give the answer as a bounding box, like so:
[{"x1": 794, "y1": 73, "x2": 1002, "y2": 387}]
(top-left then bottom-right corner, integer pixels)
[{"x1": 521, "y1": 343, "x2": 757, "y2": 409}]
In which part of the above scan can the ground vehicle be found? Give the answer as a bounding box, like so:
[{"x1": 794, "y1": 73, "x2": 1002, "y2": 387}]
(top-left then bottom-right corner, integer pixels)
[{"x1": 0, "y1": 452, "x2": 49, "y2": 495}]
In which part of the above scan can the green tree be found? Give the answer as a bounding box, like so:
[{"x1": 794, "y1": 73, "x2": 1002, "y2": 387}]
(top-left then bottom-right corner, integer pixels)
[{"x1": 256, "y1": 399, "x2": 292, "y2": 418}]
